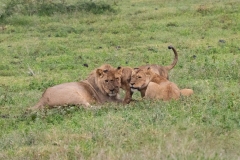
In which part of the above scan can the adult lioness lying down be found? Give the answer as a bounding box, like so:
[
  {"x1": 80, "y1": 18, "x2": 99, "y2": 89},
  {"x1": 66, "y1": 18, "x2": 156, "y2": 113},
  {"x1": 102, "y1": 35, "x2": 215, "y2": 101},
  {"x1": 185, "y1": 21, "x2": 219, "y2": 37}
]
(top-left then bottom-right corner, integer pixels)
[
  {"x1": 117, "y1": 46, "x2": 178, "y2": 104},
  {"x1": 129, "y1": 67, "x2": 193, "y2": 101},
  {"x1": 29, "y1": 64, "x2": 121, "y2": 110}
]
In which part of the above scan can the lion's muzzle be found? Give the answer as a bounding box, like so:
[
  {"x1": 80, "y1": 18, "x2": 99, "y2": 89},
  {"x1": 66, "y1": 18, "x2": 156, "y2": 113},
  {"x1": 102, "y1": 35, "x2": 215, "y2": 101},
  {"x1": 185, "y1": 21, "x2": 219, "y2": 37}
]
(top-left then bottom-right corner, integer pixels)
[
  {"x1": 108, "y1": 93, "x2": 117, "y2": 97},
  {"x1": 130, "y1": 88, "x2": 139, "y2": 92}
]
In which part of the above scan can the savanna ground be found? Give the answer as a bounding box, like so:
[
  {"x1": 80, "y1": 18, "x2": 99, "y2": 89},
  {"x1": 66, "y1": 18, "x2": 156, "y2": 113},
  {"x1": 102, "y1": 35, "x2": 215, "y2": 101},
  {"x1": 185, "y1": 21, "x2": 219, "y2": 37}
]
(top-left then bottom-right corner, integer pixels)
[{"x1": 0, "y1": 0, "x2": 240, "y2": 159}]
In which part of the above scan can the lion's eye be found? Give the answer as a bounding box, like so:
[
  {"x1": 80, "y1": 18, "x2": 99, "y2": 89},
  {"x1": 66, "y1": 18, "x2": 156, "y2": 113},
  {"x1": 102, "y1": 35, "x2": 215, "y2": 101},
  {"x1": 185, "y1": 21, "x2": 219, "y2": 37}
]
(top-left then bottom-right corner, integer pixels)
[
  {"x1": 138, "y1": 76, "x2": 142, "y2": 79},
  {"x1": 116, "y1": 77, "x2": 119, "y2": 80},
  {"x1": 105, "y1": 80, "x2": 109, "y2": 83}
]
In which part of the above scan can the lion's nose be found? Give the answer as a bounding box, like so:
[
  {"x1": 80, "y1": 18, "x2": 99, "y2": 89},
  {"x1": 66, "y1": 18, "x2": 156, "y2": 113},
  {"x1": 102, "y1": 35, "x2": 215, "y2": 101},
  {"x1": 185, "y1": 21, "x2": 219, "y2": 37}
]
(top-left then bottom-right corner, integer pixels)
[
  {"x1": 130, "y1": 82, "x2": 135, "y2": 86},
  {"x1": 109, "y1": 89, "x2": 115, "y2": 92}
]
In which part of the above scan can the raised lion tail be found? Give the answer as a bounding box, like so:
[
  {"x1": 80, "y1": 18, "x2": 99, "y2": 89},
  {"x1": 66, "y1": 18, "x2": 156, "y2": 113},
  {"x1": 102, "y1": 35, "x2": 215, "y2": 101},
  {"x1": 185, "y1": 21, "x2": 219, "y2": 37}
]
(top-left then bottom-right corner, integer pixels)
[{"x1": 164, "y1": 45, "x2": 178, "y2": 71}]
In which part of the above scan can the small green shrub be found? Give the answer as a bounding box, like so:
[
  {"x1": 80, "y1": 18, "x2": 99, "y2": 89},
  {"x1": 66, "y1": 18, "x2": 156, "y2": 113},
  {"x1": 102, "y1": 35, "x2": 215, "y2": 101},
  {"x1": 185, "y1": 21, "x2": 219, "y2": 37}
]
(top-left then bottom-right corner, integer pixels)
[
  {"x1": 0, "y1": 85, "x2": 14, "y2": 106},
  {"x1": 0, "y1": 70, "x2": 18, "y2": 77},
  {"x1": 0, "y1": 65, "x2": 10, "y2": 70},
  {"x1": 0, "y1": 0, "x2": 116, "y2": 21},
  {"x1": 77, "y1": 1, "x2": 115, "y2": 14}
]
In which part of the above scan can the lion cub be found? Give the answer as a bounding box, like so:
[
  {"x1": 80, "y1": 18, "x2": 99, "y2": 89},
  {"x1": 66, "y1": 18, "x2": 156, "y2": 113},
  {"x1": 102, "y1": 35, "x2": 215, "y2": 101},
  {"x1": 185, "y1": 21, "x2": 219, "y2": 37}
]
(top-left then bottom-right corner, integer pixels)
[
  {"x1": 114, "y1": 66, "x2": 134, "y2": 104},
  {"x1": 29, "y1": 64, "x2": 121, "y2": 110},
  {"x1": 129, "y1": 67, "x2": 193, "y2": 101}
]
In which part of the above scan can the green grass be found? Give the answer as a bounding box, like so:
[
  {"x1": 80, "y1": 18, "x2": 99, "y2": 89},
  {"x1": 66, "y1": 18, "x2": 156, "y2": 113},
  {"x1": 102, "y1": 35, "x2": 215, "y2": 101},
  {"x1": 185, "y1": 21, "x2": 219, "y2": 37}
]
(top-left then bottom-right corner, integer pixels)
[{"x1": 0, "y1": 0, "x2": 240, "y2": 159}]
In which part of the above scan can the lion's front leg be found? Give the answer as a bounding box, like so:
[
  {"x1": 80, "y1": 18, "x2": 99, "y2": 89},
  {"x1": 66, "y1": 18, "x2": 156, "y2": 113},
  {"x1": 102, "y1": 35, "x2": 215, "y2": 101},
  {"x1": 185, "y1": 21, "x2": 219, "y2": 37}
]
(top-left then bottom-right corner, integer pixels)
[
  {"x1": 123, "y1": 89, "x2": 133, "y2": 104},
  {"x1": 140, "y1": 88, "x2": 147, "y2": 98}
]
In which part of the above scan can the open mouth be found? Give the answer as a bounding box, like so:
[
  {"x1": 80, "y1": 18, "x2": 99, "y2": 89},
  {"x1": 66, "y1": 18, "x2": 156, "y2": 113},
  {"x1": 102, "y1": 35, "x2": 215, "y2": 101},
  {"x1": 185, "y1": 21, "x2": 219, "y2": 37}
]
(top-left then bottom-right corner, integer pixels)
[
  {"x1": 130, "y1": 87, "x2": 138, "y2": 89},
  {"x1": 108, "y1": 93, "x2": 117, "y2": 97},
  {"x1": 130, "y1": 87, "x2": 139, "y2": 92}
]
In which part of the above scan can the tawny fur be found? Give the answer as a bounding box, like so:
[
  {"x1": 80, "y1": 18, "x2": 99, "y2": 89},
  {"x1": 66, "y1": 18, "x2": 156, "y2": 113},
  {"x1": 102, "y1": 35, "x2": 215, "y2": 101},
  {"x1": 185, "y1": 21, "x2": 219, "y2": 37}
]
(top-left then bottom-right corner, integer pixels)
[
  {"x1": 145, "y1": 82, "x2": 180, "y2": 101},
  {"x1": 180, "y1": 89, "x2": 194, "y2": 97},
  {"x1": 114, "y1": 67, "x2": 134, "y2": 104},
  {"x1": 129, "y1": 67, "x2": 193, "y2": 101},
  {"x1": 29, "y1": 64, "x2": 121, "y2": 110},
  {"x1": 117, "y1": 46, "x2": 178, "y2": 103},
  {"x1": 138, "y1": 45, "x2": 178, "y2": 80}
]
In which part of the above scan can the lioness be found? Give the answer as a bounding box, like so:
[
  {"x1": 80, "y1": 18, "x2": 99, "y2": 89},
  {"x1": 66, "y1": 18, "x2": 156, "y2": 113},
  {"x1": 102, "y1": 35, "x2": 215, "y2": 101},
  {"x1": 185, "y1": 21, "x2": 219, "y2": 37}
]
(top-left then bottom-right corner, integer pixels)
[
  {"x1": 129, "y1": 67, "x2": 193, "y2": 101},
  {"x1": 116, "y1": 46, "x2": 178, "y2": 104},
  {"x1": 29, "y1": 64, "x2": 121, "y2": 110}
]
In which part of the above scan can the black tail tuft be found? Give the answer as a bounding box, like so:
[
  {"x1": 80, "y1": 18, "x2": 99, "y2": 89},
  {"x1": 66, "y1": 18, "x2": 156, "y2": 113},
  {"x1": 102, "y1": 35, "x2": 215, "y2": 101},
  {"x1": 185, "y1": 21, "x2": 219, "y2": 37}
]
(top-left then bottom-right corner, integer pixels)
[{"x1": 168, "y1": 45, "x2": 173, "y2": 49}]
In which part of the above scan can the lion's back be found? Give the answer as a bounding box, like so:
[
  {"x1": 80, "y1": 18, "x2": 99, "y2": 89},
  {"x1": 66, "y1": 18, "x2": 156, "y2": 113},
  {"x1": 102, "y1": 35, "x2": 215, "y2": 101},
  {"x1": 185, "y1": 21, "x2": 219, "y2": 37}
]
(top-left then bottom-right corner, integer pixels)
[
  {"x1": 41, "y1": 82, "x2": 95, "y2": 107},
  {"x1": 145, "y1": 81, "x2": 180, "y2": 101}
]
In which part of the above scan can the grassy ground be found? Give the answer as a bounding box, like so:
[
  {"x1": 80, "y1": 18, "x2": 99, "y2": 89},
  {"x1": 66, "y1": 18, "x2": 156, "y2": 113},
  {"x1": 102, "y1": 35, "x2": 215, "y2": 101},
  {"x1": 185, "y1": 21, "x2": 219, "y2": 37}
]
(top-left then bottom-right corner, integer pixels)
[{"x1": 0, "y1": 0, "x2": 240, "y2": 159}]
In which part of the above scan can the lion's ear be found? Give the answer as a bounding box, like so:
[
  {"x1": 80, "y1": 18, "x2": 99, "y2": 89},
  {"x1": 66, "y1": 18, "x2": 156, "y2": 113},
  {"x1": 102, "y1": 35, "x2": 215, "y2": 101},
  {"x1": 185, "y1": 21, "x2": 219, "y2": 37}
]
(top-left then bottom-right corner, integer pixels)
[
  {"x1": 145, "y1": 68, "x2": 152, "y2": 76},
  {"x1": 116, "y1": 66, "x2": 123, "y2": 74},
  {"x1": 96, "y1": 69, "x2": 104, "y2": 77},
  {"x1": 133, "y1": 68, "x2": 139, "y2": 71}
]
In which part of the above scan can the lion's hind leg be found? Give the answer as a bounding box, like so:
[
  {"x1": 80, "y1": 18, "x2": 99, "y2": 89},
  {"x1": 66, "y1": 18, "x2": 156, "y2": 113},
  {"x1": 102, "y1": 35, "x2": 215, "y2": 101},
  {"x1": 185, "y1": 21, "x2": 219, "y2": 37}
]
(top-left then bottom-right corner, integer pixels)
[
  {"x1": 145, "y1": 82, "x2": 180, "y2": 101},
  {"x1": 144, "y1": 82, "x2": 166, "y2": 100},
  {"x1": 166, "y1": 82, "x2": 181, "y2": 101}
]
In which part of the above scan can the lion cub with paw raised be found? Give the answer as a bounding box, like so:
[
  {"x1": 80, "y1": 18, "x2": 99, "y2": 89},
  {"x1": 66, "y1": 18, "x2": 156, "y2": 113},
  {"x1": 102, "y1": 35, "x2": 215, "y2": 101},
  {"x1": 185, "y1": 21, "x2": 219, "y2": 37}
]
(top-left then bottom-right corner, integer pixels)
[{"x1": 129, "y1": 67, "x2": 193, "y2": 101}]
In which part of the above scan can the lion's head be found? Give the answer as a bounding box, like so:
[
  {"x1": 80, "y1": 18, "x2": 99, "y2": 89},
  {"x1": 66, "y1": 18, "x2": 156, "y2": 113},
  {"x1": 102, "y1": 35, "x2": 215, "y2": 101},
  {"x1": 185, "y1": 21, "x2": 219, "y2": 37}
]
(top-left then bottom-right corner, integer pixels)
[
  {"x1": 129, "y1": 68, "x2": 152, "y2": 92},
  {"x1": 94, "y1": 67, "x2": 121, "y2": 97}
]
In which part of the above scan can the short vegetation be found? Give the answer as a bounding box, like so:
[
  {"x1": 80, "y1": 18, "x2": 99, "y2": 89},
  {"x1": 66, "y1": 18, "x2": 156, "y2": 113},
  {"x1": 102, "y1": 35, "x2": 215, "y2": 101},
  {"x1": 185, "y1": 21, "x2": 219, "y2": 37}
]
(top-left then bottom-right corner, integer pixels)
[{"x1": 0, "y1": 0, "x2": 240, "y2": 159}]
